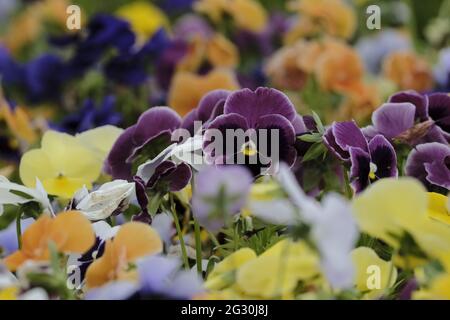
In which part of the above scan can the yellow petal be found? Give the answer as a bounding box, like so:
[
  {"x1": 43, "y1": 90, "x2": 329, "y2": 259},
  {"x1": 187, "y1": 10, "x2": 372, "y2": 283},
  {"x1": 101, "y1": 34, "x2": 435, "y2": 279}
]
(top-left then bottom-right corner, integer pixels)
[
  {"x1": 352, "y1": 178, "x2": 428, "y2": 247},
  {"x1": 42, "y1": 176, "x2": 92, "y2": 199},
  {"x1": 428, "y1": 192, "x2": 450, "y2": 225},
  {"x1": 112, "y1": 222, "x2": 162, "y2": 262},
  {"x1": 49, "y1": 211, "x2": 95, "y2": 254},
  {"x1": 41, "y1": 131, "x2": 102, "y2": 182},
  {"x1": 19, "y1": 149, "x2": 58, "y2": 188},
  {"x1": 76, "y1": 125, "x2": 124, "y2": 161},
  {"x1": 351, "y1": 247, "x2": 397, "y2": 299}
]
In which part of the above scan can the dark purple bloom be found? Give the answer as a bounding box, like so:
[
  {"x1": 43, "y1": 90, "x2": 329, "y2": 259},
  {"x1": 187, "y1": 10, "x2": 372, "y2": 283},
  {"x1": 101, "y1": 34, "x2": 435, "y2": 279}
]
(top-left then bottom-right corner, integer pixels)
[
  {"x1": 323, "y1": 121, "x2": 368, "y2": 161},
  {"x1": 137, "y1": 255, "x2": 204, "y2": 299},
  {"x1": 0, "y1": 46, "x2": 24, "y2": 85},
  {"x1": 323, "y1": 121, "x2": 398, "y2": 192},
  {"x1": 349, "y1": 135, "x2": 398, "y2": 192},
  {"x1": 192, "y1": 165, "x2": 252, "y2": 232},
  {"x1": 204, "y1": 87, "x2": 305, "y2": 176},
  {"x1": 427, "y1": 93, "x2": 450, "y2": 143},
  {"x1": 181, "y1": 89, "x2": 232, "y2": 135},
  {"x1": 157, "y1": 0, "x2": 195, "y2": 16},
  {"x1": 24, "y1": 54, "x2": 68, "y2": 102},
  {"x1": 405, "y1": 142, "x2": 450, "y2": 190},
  {"x1": 104, "y1": 29, "x2": 169, "y2": 86},
  {"x1": 155, "y1": 40, "x2": 189, "y2": 91},
  {"x1": 53, "y1": 95, "x2": 121, "y2": 134},
  {"x1": 106, "y1": 107, "x2": 182, "y2": 180}
]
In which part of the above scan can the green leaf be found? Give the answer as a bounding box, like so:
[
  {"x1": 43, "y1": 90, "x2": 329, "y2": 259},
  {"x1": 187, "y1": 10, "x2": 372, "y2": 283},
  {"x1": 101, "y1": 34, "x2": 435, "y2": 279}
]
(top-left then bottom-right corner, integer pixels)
[
  {"x1": 298, "y1": 133, "x2": 322, "y2": 143},
  {"x1": 311, "y1": 111, "x2": 325, "y2": 134},
  {"x1": 302, "y1": 143, "x2": 327, "y2": 162}
]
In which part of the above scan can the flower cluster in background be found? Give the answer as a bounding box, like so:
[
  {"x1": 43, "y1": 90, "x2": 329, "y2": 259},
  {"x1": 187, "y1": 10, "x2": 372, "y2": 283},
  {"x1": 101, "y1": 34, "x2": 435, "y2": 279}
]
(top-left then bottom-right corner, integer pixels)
[{"x1": 0, "y1": 0, "x2": 449, "y2": 300}]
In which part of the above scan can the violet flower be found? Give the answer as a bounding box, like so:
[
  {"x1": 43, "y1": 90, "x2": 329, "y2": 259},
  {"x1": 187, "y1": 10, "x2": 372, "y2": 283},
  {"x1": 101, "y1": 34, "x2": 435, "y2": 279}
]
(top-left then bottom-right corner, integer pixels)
[
  {"x1": 192, "y1": 165, "x2": 252, "y2": 232},
  {"x1": 203, "y1": 87, "x2": 306, "y2": 176},
  {"x1": 363, "y1": 91, "x2": 450, "y2": 145},
  {"x1": 405, "y1": 142, "x2": 450, "y2": 190},
  {"x1": 323, "y1": 121, "x2": 398, "y2": 192}
]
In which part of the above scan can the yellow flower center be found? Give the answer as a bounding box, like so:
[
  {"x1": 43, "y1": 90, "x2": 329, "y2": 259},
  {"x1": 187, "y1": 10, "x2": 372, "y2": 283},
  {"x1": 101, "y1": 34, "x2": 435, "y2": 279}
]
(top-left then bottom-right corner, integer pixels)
[{"x1": 241, "y1": 140, "x2": 258, "y2": 156}]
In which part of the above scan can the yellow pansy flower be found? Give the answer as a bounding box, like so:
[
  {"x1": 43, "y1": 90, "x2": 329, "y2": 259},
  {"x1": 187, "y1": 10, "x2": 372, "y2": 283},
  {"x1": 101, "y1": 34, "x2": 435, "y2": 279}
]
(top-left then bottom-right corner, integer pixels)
[
  {"x1": 19, "y1": 131, "x2": 102, "y2": 198},
  {"x1": 206, "y1": 33, "x2": 239, "y2": 69},
  {"x1": 351, "y1": 247, "x2": 397, "y2": 299},
  {"x1": 117, "y1": 1, "x2": 169, "y2": 41},
  {"x1": 236, "y1": 240, "x2": 319, "y2": 299},
  {"x1": 75, "y1": 125, "x2": 124, "y2": 162},
  {"x1": 353, "y1": 178, "x2": 450, "y2": 261},
  {"x1": 428, "y1": 192, "x2": 450, "y2": 225},
  {"x1": 0, "y1": 287, "x2": 18, "y2": 300}
]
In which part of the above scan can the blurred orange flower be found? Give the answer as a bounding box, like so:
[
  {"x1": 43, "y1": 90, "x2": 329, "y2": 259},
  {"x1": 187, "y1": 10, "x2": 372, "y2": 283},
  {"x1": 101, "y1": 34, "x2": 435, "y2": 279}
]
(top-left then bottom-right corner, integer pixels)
[
  {"x1": 85, "y1": 222, "x2": 162, "y2": 288},
  {"x1": 382, "y1": 51, "x2": 434, "y2": 92},
  {"x1": 206, "y1": 34, "x2": 239, "y2": 68},
  {"x1": 286, "y1": 0, "x2": 356, "y2": 43},
  {"x1": 168, "y1": 69, "x2": 240, "y2": 116},
  {"x1": 4, "y1": 211, "x2": 95, "y2": 271}
]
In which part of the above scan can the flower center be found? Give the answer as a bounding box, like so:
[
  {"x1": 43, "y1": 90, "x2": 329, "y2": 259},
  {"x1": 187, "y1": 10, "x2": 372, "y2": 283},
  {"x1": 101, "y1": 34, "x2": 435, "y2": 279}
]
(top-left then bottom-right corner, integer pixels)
[
  {"x1": 369, "y1": 162, "x2": 377, "y2": 180},
  {"x1": 241, "y1": 140, "x2": 258, "y2": 156}
]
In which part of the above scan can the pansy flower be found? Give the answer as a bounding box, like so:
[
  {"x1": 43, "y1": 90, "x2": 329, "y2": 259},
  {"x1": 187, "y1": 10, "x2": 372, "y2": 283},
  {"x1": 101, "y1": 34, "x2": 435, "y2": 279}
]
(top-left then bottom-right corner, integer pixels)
[
  {"x1": 85, "y1": 222, "x2": 162, "y2": 288},
  {"x1": 204, "y1": 87, "x2": 306, "y2": 176},
  {"x1": 323, "y1": 121, "x2": 398, "y2": 192},
  {"x1": 364, "y1": 91, "x2": 450, "y2": 145},
  {"x1": 106, "y1": 107, "x2": 191, "y2": 194},
  {"x1": 405, "y1": 142, "x2": 450, "y2": 190},
  {"x1": 3, "y1": 211, "x2": 95, "y2": 271}
]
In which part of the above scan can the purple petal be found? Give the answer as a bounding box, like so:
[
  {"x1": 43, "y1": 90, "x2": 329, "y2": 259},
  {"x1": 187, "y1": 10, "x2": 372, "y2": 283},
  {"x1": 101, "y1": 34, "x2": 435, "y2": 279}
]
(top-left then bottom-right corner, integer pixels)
[
  {"x1": 224, "y1": 87, "x2": 296, "y2": 127},
  {"x1": 106, "y1": 125, "x2": 137, "y2": 179},
  {"x1": 368, "y1": 135, "x2": 398, "y2": 178},
  {"x1": 389, "y1": 90, "x2": 428, "y2": 121},
  {"x1": 405, "y1": 142, "x2": 450, "y2": 189},
  {"x1": 85, "y1": 281, "x2": 138, "y2": 300},
  {"x1": 427, "y1": 93, "x2": 450, "y2": 141},
  {"x1": 197, "y1": 89, "x2": 231, "y2": 123},
  {"x1": 133, "y1": 107, "x2": 181, "y2": 146},
  {"x1": 349, "y1": 147, "x2": 371, "y2": 193},
  {"x1": 292, "y1": 114, "x2": 307, "y2": 135},
  {"x1": 323, "y1": 121, "x2": 368, "y2": 161},
  {"x1": 165, "y1": 162, "x2": 192, "y2": 192},
  {"x1": 372, "y1": 102, "x2": 416, "y2": 139}
]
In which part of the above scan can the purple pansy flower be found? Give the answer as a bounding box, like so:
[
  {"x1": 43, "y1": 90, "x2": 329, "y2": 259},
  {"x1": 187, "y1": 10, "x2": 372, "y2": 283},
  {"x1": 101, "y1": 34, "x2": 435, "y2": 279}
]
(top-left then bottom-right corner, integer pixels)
[
  {"x1": 181, "y1": 89, "x2": 232, "y2": 135},
  {"x1": 405, "y1": 142, "x2": 450, "y2": 190},
  {"x1": 106, "y1": 107, "x2": 191, "y2": 198},
  {"x1": 192, "y1": 165, "x2": 252, "y2": 232},
  {"x1": 363, "y1": 91, "x2": 450, "y2": 145},
  {"x1": 203, "y1": 87, "x2": 306, "y2": 176},
  {"x1": 323, "y1": 121, "x2": 398, "y2": 192}
]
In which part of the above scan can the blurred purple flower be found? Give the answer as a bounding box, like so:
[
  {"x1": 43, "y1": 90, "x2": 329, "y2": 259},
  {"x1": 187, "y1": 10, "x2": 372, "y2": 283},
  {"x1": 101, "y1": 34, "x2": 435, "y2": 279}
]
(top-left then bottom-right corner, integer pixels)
[
  {"x1": 85, "y1": 281, "x2": 138, "y2": 300},
  {"x1": 363, "y1": 91, "x2": 450, "y2": 145},
  {"x1": 192, "y1": 165, "x2": 252, "y2": 232},
  {"x1": 137, "y1": 255, "x2": 204, "y2": 299},
  {"x1": 405, "y1": 142, "x2": 450, "y2": 190},
  {"x1": 53, "y1": 95, "x2": 121, "y2": 134},
  {"x1": 173, "y1": 14, "x2": 213, "y2": 39}
]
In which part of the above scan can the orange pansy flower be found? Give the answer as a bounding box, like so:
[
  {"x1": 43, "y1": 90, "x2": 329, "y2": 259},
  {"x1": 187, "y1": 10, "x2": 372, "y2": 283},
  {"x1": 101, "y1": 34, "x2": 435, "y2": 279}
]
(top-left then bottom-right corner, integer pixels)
[
  {"x1": 4, "y1": 211, "x2": 95, "y2": 271},
  {"x1": 85, "y1": 222, "x2": 163, "y2": 288}
]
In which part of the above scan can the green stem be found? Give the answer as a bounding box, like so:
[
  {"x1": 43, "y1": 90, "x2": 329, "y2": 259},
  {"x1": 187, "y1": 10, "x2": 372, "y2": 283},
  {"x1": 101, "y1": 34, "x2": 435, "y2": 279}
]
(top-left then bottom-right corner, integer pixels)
[
  {"x1": 343, "y1": 167, "x2": 353, "y2": 199},
  {"x1": 170, "y1": 195, "x2": 190, "y2": 270},
  {"x1": 16, "y1": 209, "x2": 22, "y2": 249},
  {"x1": 193, "y1": 218, "x2": 203, "y2": 275}
]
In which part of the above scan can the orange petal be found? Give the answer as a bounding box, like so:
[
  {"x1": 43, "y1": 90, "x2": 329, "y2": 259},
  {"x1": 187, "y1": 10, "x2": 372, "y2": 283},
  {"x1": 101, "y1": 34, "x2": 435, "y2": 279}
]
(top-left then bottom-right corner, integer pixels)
[
  {"x1": 48, "y1": 211, "x2": 95, "y2": 254},
  {"x1": 113, "y1": 222, "x2": 162, "y2": 262},
  {"x1": 85, "y1": 240, "x2": 117, "y2": 288},
  {"x1": 3, "y1": 250, "x2": 28, "y2": 271},
  {"x1": 21, "y1": 215, "x2": 52, "y2": 257}
]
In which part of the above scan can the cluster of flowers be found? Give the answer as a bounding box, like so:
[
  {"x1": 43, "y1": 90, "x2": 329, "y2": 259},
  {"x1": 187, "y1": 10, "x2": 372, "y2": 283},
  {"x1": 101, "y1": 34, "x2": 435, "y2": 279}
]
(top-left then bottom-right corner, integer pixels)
[{"x1": 0, "y1": 0, "x2": 449, "y2": 300}]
